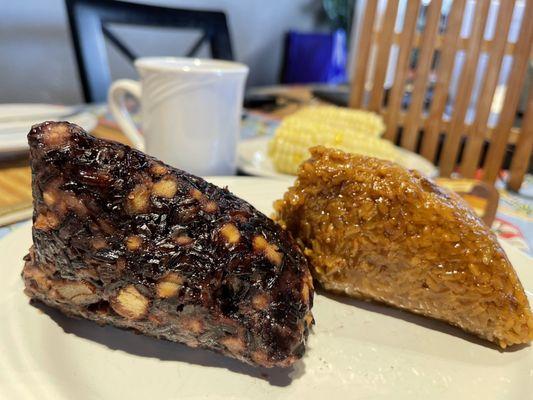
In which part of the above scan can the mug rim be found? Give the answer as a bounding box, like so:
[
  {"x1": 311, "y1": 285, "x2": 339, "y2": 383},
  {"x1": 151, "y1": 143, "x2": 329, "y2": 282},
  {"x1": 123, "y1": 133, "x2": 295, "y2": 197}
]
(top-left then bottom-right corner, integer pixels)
[{"x1": 134, "y1": 57, "x2": 249, "y2": 74}]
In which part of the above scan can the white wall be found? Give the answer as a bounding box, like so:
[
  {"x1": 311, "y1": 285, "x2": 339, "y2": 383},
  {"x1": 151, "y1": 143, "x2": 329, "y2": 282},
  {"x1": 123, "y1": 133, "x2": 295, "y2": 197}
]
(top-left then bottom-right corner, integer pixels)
[{"x1": 0, "y1": 0, "x2": 317, "y2": 104}]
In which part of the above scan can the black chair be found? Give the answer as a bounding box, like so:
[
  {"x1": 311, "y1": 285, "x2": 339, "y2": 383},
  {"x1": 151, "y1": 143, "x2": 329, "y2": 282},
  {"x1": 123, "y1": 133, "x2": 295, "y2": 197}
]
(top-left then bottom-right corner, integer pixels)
[{"x1": 65, "y1": 0, "x2": 234, "y2": 103}]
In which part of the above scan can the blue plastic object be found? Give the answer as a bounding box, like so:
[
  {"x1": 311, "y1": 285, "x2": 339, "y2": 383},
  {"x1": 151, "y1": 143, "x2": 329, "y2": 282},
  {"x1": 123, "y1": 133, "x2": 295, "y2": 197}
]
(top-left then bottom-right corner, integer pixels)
[{"x1": 282, "y1": 29, "x2": 347, "y2": 84}]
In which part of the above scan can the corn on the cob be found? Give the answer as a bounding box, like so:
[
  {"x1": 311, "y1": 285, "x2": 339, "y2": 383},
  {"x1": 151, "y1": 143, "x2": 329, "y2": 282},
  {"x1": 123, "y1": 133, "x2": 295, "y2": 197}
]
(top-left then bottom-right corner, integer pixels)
[
  {"x1": 269, "y1": 105, "x2": 399, "y2": 175},
  {"x1": 289, "y1": 105, "x2": 385, "y2": 137}
]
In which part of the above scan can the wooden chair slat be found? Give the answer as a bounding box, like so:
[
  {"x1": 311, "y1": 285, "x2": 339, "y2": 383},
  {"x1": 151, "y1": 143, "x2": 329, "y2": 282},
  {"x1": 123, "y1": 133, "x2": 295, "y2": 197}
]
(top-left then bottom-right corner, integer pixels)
[
  {"x1": 439, "y1": 0, "x2": 491, "y2": 177},
  {"x1": 460, "y1": 0, "x2": 516, "y2": 178},
  {"x1": 383, "y1": 0, "x2": 421, "y2": 141},
  {"x1": 401, "y1": 0, "x2": 443, "y2": 151},
  {"x1": 420, "y1": 0, "x2": 466, "y2": 162},
  {"x1": 483, "y1": 0, "x2": 533, "y2": 183},
  {"x1": 383, "y1": 108, "x2": 522, "y2": 144},
  {"x1": 348, "y1": 0, "x2": 378, "y2": 108},
  {"x1": 368, "y1": 0, "x2": 400, "y2": 112},
  {"x1": 381, "y1": 31, "x2": 518, "y2": 56},
  {"x1": 508, "y1": 90, "x2": 533, "y2": 191}
]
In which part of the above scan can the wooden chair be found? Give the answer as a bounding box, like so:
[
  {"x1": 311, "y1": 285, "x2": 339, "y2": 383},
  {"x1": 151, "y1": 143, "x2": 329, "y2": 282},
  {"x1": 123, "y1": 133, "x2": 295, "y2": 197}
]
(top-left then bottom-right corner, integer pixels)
[
  {"x1": 349, "y1": 0, "x2": 532, "y2": 191},
  {"x1": 65, "y1": 0, "x2": 234, "y2": 103}
]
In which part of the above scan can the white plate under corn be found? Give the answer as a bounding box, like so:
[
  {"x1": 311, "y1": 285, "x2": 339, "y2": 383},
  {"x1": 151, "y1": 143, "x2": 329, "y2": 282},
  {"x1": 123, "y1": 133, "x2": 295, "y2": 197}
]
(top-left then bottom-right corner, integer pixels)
[{"x1": 237, "y1": 137, "x2": 439, "y2": 179}]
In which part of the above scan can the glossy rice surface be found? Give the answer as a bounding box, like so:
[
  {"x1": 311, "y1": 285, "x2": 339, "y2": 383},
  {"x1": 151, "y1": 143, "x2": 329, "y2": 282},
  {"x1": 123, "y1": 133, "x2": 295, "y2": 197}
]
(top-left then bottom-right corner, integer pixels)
[{"x1": 274, "y1": 146, "x2": 533, "y2": 348}]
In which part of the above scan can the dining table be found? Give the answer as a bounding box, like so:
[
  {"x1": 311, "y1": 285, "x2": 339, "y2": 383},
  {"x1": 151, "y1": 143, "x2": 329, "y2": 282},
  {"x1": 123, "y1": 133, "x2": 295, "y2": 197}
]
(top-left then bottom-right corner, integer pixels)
[
  {"x1": 0, "y1": 85, "x2": 532, "y2": 256},
  {"x1": 1, "y1": 85, "x2": 533, "y2": 400}
]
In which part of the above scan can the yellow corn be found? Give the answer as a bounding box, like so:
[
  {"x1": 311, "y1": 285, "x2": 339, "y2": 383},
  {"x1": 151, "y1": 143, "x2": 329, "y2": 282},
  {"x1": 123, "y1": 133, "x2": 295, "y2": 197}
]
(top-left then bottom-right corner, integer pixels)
[
  {"x1": 269, "y1": 105, "x2": 399, "y2": 175},
  {"x1": 289, "y1": 105, "x2": 385, "y2": 137}
]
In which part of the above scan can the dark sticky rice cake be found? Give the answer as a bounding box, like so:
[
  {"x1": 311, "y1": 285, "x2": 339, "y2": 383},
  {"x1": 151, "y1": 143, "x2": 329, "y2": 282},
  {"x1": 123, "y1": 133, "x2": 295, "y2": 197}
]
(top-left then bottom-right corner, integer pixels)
[{"x1": 22, "y1": 121, "x2": 314, "y2": 367}]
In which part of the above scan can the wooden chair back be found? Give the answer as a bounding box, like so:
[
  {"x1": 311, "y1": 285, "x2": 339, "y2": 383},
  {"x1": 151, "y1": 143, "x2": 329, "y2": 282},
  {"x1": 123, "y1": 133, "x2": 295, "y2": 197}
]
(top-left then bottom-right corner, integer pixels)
[{"x1": 349, "y1": 0, "x2": 532, "y2": 191}]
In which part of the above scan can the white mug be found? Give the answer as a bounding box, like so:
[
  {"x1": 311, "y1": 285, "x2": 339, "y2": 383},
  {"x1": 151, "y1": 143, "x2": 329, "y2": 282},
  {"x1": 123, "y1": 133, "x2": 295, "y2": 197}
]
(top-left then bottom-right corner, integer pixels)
[{"x1": 108, "y1": 57, "x2": 248, "y2": 176}]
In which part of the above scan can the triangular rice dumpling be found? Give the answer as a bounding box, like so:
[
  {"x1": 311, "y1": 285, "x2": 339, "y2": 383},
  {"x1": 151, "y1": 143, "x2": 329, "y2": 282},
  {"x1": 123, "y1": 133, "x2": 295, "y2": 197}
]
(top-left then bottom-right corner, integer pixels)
[
  {"x1": 22, "y1": 122, "x2": 314, "y2": 367},
  {"x1": 274, "y1": 146, "x2": 532, "y2": 348}
]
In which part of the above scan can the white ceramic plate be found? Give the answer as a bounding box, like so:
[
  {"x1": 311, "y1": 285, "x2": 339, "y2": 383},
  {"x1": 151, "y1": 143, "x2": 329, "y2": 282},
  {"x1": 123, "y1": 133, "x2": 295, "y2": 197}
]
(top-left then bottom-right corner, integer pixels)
[
  {"x1": 1, "y1": 177, "x2": 532, "y2": 399},
  {"x1": 0, "y1": 104, "x2": 98, "y2": 154},
  {"x1": 237, "y1": 137, "x2": 439, "y2": 179}
]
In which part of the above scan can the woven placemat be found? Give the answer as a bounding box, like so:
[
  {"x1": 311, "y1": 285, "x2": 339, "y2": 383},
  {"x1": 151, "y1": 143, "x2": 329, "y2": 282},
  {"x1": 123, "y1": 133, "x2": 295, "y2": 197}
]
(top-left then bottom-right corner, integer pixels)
[{"x1": 0, "y1": 162, "x2": 32, "y2": 226}]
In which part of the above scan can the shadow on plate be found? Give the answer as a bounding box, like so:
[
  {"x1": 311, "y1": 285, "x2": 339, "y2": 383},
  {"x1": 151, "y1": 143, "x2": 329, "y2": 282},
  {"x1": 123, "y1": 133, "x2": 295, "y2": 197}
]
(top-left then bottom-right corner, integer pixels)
[
  {"x1": 317, "y1": 289, "x2": 530, "y2": 353},
  {"x1": 31, "y1": 300, "x2": 305, "y2": 386}
]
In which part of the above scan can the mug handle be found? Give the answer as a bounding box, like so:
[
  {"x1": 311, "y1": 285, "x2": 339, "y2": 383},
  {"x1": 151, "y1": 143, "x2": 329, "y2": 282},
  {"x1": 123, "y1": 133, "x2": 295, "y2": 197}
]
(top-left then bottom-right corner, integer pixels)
[{"x1": 108, "y1": 79, "x2": 145, "y2": 151}]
